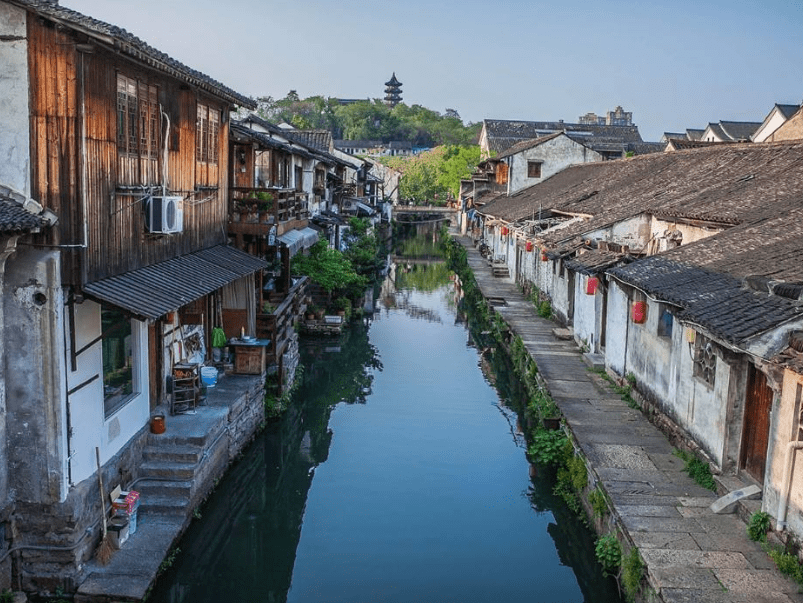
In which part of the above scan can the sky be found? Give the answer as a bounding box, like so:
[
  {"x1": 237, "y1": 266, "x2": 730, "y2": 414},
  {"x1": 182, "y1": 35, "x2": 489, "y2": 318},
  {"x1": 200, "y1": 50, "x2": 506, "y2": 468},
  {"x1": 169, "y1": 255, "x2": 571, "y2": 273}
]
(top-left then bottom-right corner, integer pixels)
[{"x1": 64, "y1": 0, "x2": 803, "y2": 142}]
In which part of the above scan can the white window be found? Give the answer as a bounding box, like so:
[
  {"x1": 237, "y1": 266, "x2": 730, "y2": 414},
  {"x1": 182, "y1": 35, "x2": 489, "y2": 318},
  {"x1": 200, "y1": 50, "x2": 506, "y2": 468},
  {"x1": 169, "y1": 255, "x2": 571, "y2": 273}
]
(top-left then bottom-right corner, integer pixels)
[{"x1": 102, "y1": 306, "x2": 139, "y2": 417}]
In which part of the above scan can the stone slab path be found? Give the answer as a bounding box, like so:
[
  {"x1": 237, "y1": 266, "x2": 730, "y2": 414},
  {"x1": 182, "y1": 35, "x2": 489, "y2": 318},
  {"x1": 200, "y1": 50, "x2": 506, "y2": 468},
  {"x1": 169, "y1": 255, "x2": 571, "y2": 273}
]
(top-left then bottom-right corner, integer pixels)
[{"x1": 457, "y1": 235, "x2": 803, "y2": 603}]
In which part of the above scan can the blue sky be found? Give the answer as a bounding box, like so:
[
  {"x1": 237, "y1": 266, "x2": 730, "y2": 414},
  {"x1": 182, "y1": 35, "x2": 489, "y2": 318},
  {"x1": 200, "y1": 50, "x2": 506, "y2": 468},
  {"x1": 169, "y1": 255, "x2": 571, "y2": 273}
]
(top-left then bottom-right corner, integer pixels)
[{"x1": 65, "y1": 0, "x2": 803, "y2": 141}]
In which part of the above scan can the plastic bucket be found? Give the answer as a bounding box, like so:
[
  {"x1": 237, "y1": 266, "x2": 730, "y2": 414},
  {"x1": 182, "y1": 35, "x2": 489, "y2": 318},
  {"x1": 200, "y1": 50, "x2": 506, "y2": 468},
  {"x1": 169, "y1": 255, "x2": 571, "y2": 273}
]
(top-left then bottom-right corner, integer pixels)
[{"x1": 201, "y1": 366, "x2": 218, "y2": 388}]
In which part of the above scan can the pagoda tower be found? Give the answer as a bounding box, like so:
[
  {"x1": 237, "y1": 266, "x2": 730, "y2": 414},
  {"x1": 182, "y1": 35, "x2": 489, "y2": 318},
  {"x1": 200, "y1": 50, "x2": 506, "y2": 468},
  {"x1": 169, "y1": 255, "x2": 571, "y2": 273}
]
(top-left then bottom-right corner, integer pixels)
[{"x1": 384, "y1": 72, "x2": 403, "y2": 107}]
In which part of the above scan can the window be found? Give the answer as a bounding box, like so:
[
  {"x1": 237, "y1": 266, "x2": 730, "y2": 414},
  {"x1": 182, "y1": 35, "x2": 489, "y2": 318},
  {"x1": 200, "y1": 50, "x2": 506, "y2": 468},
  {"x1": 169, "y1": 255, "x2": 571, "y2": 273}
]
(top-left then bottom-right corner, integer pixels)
[
  {"x1": 657, "y1": 305, "x2": 674, "y2": 338},
  {"x1": 527, "y1": 161, "x2": 542, "y2": 178},
  {"x1": 102, "y1": 306, "x2": 137, "y2": 417},
  {"x1": 196, "y1": 103, "x2": 220, "y2": 163},
  {"x1": 692, "y1": 333, "x2": 716, "y2": 387},
  {"x1": 116, "y1": 74, "x2": 159, "y2": 158}
]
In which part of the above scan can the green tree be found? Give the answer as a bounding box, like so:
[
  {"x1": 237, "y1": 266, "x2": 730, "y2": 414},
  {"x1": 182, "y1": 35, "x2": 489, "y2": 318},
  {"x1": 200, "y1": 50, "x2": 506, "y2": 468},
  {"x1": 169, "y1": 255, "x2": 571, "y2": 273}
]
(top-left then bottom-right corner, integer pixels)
[
  {"x1": 292, "y1": 240, "x2": 366, "y2": 296},
  {"x1": 343, "y1": 217, "x2": 382, "y2": 285},
  {"x1": 381, "y1": 145, "x2": 481, "y2": 204}
]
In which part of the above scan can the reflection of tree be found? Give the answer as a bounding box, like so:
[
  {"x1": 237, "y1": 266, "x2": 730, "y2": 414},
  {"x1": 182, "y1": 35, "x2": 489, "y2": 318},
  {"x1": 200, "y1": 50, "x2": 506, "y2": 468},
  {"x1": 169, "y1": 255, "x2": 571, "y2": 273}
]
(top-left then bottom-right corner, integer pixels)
[
  {"x1": 148, "y1": 321, "x2": 382, "y2": 603},
  {"x1": 484, "y1": 340, "x2": 624, "y2": 603},
  {"x1": 395, "y1": 262, "x2": 452, "y2": 292},
  {"x1": 299, "y1": 321, "x2": 382, "y2": 408}
]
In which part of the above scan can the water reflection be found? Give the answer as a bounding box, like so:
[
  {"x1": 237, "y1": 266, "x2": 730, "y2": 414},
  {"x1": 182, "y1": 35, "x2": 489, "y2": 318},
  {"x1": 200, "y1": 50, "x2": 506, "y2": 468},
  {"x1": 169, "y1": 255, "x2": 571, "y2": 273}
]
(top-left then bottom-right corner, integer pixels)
[{"x1": 149, "y1": 259, "x2": 621, "y2": 603}]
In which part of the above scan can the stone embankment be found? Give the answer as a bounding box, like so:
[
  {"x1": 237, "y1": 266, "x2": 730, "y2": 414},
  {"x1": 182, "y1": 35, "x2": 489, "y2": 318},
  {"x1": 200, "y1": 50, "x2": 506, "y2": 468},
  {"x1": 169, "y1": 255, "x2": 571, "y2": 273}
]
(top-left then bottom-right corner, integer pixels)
[{"x1": 456, "y1": 235, "x2": 803, "y2": 603}]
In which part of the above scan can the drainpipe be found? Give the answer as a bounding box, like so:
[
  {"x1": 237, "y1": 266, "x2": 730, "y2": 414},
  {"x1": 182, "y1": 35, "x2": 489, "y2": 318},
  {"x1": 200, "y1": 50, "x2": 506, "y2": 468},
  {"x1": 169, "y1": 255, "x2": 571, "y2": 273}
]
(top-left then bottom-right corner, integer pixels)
[{"x1": 776, "y1": 440, "x2": 803, "y2": 531}]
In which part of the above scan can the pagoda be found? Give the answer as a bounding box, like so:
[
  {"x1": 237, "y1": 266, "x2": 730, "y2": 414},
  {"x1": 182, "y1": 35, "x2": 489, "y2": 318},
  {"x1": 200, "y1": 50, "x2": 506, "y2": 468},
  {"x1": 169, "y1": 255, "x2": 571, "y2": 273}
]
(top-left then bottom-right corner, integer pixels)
[{"x1": 384, "y1": 72, "x2": 403, "y2": 107}]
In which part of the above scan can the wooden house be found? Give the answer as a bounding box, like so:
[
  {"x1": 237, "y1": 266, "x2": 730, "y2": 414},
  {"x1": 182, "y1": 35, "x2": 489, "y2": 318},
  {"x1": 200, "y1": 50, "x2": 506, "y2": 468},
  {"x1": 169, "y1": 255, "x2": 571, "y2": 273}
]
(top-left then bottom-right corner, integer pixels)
[{"x1": 0, "y1": 0, "x2": 263, "y2": 591}]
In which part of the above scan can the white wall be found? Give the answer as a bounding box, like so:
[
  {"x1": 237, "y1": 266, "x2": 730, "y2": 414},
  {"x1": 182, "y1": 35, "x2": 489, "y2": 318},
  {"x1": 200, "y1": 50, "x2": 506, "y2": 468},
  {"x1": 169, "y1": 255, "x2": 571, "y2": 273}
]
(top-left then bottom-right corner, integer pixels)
[
  {"x1": 573, "y1": 274, "x2": 597, "y2": 349},
  {"x1": 605, "y1": 281, "x2": 629, "y2": 375},
  {"x1": 507, "y1": 135, "x2": 602, "y2": 195},
  {"x1": 66, "y1": 300, "x2": 150, "y2": 484},
  {"x1": 0, "y1": 3, "x2": 30, "y2": 196},
  {"x1": 606, "y1": 279, "x2": 731, "y2": 464},
  {"x1": 752, "y1": 109, "x2": 788, "y2": 143}
]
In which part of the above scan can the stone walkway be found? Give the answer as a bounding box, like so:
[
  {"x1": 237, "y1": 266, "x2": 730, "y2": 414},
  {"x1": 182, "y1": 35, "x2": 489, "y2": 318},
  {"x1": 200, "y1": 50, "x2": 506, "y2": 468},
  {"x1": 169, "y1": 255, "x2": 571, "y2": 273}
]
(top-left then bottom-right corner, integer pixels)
[{"x1": 457, "y1": 235, "x2": 803, "y2": 603}]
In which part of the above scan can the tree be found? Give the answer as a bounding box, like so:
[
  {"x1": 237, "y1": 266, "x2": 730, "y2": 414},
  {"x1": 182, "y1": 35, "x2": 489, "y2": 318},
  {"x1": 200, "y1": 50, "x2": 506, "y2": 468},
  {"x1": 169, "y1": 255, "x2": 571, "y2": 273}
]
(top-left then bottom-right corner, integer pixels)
[
  {"x1": 292, "y1": 240, "x2": 367, "y2": 297},
  {"x1": 379, "y1": 145, "x2": 481, "y2": 204},
  {"x1": 343, "y1": 218, "x2": 382, "y2": 283}
]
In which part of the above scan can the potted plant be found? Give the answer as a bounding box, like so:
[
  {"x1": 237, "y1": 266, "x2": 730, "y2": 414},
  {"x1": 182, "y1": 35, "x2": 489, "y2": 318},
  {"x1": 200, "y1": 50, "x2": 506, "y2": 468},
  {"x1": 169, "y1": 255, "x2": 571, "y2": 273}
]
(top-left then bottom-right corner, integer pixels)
[
  {"x1": 211, "y1": 327, "x2": 227, "y2": 362},
  {"x1": 332, "y1": 297, "x2": 351, "y2": 319}
]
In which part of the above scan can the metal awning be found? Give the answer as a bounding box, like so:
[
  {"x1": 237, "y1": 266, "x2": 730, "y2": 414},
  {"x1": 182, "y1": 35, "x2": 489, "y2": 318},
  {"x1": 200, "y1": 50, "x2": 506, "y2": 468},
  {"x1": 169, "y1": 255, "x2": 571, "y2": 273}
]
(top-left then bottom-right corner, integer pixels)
[
  {"x1": 83, "y1": 245, "x2": 268, "y2": 320},
  {"x1": 278, "y1": 227, "x2": 319, "y2": 256}
]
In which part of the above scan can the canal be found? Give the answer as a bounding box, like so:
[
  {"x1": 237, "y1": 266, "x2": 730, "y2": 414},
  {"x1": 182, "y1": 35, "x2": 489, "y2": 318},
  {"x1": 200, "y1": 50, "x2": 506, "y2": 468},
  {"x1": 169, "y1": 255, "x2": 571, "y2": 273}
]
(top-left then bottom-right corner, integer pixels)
[{"x1": 148, "y1": 259, "x2": 623, "y2": 603}]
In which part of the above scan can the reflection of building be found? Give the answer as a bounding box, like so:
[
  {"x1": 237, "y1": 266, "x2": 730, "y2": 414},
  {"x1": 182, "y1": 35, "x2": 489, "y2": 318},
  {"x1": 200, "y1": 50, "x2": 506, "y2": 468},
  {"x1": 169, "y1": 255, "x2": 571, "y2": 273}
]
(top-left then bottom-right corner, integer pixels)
[{"x1": 384, "y1": 72, "x2": 403, "y2": 107}]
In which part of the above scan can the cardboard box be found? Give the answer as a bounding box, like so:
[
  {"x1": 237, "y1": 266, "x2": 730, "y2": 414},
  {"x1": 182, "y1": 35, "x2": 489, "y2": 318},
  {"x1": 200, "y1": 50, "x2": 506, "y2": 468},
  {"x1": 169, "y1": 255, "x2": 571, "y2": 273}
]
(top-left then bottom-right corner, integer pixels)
[{"x1": 110, "y1": 485, "x2": 140, "y2": 514}]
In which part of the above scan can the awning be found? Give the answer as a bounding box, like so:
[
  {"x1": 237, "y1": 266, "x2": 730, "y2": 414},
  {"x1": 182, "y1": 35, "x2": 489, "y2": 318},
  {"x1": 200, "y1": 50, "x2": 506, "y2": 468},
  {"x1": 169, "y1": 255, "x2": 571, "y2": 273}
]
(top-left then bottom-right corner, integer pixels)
[
  {"x1": 83, "y1": 245, "x2": 268, "y2": 320},
  {"x1": 278, "y1": 227, "x2": 319, "y2": 256}
]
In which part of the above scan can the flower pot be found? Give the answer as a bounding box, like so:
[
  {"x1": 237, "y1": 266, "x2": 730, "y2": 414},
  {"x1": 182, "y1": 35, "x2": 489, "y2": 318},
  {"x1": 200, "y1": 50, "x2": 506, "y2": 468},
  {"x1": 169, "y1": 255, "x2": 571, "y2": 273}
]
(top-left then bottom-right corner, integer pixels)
[{"x1": 150, "y1": 414, "x2": 165, "y2": 434}]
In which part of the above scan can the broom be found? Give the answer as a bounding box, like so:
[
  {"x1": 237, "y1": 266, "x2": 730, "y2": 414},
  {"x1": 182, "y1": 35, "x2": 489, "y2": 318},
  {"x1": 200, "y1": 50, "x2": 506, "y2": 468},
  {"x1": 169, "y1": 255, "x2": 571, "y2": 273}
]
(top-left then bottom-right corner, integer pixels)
[{"x1": 95, "y1": 447, "x2": 115, "y2": 565}]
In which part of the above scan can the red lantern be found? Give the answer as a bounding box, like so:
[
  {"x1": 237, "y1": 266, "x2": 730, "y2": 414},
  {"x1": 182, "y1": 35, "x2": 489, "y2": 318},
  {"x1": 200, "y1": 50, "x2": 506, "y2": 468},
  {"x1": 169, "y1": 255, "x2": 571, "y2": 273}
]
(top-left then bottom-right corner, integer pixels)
[
  {"x1": 525, "y1": 241, "x2": 534, "y2": 252},
  {"x1": 501, "y1": 226, "x2": 509, "y2": 236},
  {"x1": 586, "y1": 277, "x2": 599, "y2": 295},
  {"x1": 631, "y1": 301, "x2": 647, "y2": 323}
]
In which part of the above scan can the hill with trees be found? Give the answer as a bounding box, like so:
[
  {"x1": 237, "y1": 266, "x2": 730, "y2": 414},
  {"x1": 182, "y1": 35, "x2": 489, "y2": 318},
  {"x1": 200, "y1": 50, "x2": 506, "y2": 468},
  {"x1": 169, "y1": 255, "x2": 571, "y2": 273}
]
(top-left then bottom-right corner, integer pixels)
[{"x1": 253, "y1": 92, "x2": 481, "y2": 148}]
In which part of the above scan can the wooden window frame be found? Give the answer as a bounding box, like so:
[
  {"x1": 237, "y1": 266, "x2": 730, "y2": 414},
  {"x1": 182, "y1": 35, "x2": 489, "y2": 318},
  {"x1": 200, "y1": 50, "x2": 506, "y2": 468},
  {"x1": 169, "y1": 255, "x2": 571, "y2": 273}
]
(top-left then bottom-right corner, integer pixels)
[
  {"x1": 196, "y1": 103, "x2": 221, "y2": 164},
  {"x1": 527, "y1": 160, "x2": 542, "y2": 178},
  {"x1": 692, "y1": 333, "x2": 716, "y2": 387},
  {"x1": 117, "y1": 73, "x2": 159, "y2": 159}
]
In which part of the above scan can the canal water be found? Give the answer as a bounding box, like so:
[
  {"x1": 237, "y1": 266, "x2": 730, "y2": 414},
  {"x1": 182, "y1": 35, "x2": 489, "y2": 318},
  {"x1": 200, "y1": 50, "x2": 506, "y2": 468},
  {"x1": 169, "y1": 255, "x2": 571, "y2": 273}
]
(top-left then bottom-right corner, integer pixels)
[{"x1": 148, "y1": 260, "x2": 623, "y2": 603}]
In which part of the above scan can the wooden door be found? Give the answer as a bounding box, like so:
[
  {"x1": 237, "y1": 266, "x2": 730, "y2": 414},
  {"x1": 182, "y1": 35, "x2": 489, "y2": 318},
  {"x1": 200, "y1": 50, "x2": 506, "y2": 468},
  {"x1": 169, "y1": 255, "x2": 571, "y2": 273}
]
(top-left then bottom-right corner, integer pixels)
[{"x1": 740, "y1": 365, "x2": 773, "y2": 482}]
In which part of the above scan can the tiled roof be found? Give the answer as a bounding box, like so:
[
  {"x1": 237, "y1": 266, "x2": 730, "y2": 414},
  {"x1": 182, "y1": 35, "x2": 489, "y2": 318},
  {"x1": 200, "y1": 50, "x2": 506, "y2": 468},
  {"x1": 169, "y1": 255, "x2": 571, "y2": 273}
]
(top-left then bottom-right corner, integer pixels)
[
  {"x1": 719, "y1": 121, "x2": 762, "y2": 141},
  {"x1": 232, "y1": 122, "x2": 343, "y2": 166},
  {"x1": 483, "y1": 119, "x2": 644, "y2": 155},
  {"x1": 479, "y1": 141, "x2": 803, "y2": 249},
  {"x1": 777, "y1": 104, "x2": 802, "y2": 119},
  {"x1": 686, "y1": 129, "x2": 705, "y2": 141},
  {"x1": 334, "y1": 140, "x2": 383, "y2": 149},
  {"x1": 608, "y1": 257, "x2": 801, "y2": 345},
  {"x1": 283, "y1": 130, "x2": 333, "y2": 153},
  {"x1": 563, "y1": 249, "x2": 625, "y2": 275},
  {"x1": 665, "y1": 139, "x2": 726, "y2": 151},
  {"x1": 8, "y1": 0, "x2": 254, "y2": 109},
  {"x1": 495, "y1": 132, "x2": 568, "y2": 159},
  {"x1": 651, "y1": 199, "x2": 803, "y2": 284},
  {"x1": 0, "y1": 196, "x2": 48, "y2": 233}
]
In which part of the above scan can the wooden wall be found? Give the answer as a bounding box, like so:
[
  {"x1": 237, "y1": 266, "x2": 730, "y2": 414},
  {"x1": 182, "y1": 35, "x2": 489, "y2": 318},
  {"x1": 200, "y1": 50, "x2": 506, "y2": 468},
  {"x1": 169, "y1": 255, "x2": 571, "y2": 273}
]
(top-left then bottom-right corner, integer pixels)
[{"x1": 28, "y1": 16, "x2": 231, "y2": 286}]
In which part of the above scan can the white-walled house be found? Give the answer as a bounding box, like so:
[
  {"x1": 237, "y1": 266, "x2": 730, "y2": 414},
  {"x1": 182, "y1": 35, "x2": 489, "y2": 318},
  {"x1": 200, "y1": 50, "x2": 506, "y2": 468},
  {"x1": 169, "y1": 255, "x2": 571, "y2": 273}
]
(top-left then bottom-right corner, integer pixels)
[
  {"x1": 476, "y1": 139, "x2": 803, "y2": 544},
  {"x1": 494, "y1": 132, "x2": 603, "y2": 195}
]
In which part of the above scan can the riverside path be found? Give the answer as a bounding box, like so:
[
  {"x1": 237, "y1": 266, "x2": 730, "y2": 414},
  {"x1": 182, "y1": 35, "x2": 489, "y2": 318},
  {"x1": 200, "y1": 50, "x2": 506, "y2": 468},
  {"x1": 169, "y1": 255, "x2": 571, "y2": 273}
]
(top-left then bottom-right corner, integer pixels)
[{"x1": 455, "y1": 234, "x2": 803, "y2": 603}]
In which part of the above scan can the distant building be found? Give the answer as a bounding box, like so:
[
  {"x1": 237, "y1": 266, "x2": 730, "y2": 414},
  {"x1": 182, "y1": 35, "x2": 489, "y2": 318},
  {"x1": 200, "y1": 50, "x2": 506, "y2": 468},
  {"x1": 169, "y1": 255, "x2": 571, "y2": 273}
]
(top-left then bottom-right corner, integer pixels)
[
  {"x1": 384, "y1": 72, "x2": 403, "y2": 107},
  {"x1": 578, "y1": 105, "x2": 633, "y2": 126}
]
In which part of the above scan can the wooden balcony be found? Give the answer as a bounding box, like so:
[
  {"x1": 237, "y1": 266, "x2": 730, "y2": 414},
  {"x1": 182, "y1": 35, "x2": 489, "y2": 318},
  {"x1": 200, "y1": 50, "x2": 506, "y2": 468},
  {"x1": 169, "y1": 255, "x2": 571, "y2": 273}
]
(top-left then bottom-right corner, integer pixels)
[
  {"x1": 228, "y1": 187, "x2": 310, "y2": 238},
  {"x1": 256, "y1": 275, "x2": 308, "y2": 367}
]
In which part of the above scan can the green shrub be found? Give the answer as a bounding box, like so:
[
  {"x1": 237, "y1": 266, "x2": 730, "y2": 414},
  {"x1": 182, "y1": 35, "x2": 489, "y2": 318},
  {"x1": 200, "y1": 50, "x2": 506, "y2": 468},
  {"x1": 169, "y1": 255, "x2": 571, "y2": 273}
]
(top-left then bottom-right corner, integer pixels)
[
  {"x1": 621, "y1": 547, "x2": 644, "y2": 603},
  {"x1": 537, "y1": 300, "x2": 552, "y2": 318},
  {"x1": 589, "y1": 488, "x2": 608, "y2": 519},
  {"x1": 747, "y1": 511, "x2": 772, "y2": 542},
  {"x1": 673, "y1": 449, "x2": 716, "y2": 491},
  {"x1": 766, "y1": 547, "x2": 803, "y2": 585},
  {"x1": 528, "y1": 429, "x2": 568, "y2": 466},
  {"x1": 595, "y1": 534, "x2": 622, "y2": 577}
]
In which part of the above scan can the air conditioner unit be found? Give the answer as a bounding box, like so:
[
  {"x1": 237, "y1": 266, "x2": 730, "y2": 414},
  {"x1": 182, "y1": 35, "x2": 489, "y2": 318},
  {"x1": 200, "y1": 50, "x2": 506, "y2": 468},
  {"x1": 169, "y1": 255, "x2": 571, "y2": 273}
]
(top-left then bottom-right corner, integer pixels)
[{"x1": 145, "y1": 196, "x2": 183, "y2": 234}]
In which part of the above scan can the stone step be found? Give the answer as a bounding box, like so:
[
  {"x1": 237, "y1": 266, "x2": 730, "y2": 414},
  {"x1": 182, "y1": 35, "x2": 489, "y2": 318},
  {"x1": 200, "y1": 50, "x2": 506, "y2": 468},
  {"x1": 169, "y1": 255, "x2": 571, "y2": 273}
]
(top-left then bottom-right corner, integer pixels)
[
  {"x1": 143, "y1": 444, "x2": 203, "y2": 464},
  {"x1": 135, "y1": 478, "x2": 193, "y2": 499},
  {"x1": 140, "y1": 460, "x2": 197, "y2": 481},
  {"x1": 137, "y1": 493, "x2": 191, "y2": 516}
]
